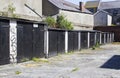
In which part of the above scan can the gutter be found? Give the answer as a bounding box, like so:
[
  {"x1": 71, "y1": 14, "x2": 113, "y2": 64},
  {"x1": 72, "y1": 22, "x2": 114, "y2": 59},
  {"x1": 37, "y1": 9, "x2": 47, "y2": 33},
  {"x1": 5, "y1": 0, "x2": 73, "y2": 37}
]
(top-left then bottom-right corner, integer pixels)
[{"x1": 60, "y1": 9, "x2": 93, "y2": 15}]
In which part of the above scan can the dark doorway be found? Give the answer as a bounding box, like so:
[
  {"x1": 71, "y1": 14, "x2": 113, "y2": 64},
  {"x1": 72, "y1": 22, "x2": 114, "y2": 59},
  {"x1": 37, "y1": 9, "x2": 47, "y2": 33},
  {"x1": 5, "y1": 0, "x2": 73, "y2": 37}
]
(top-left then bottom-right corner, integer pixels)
[
  {"x1": 0, "y1": 19, "x2": 10, "y2": 65},
  {"x1": 17, "y1": 21, "x2": 45, "y2": 62},
  {"x1": 48, "y1": 29, "x2": 65, "y2": 57},
  {"x1": 81, "y1": 32, "x2": 88, "y2": 49},
  {"x1": 68, "y1": 31, "x2": 78, "y2": 52}
]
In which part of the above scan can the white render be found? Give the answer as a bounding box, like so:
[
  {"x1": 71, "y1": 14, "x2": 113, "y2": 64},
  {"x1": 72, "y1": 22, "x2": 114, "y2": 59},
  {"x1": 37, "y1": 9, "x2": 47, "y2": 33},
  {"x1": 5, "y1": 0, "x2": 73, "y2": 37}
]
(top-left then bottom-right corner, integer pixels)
[
  {"x1": 0, "y1": 0, "x2": 42, "y2": 21},
  {"x1": 78, "y1": 32, "x2": 81, "y2": 50},
  {"x1": 87, "y1": 32, "x2": 90, "y2": 48},
  {"x1": 107, "y1": 15, "x2": 112, "y2": 26},
  {"x1": 44, "y1": 29, "x2": 49, "y2": 58},
  {"x1": 9, "y1": 20, "x2": 17, "y2": 63},
  {"x1": 65, "y1": 31, "x2": 68, "y2": 53},
  {"x1": 100, "y1": 33, "x2": 102, "y2": 44},
  {"x1": 59, "y1": 10, "x2": 94, "y2": 30}
]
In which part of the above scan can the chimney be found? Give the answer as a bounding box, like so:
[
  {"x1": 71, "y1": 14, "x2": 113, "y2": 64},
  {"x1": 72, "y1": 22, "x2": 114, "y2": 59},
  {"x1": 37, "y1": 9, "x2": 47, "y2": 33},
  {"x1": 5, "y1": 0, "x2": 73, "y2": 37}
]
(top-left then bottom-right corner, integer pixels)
[{"x1": 79, "y1": 2, "x2": 83, "y2": 11}]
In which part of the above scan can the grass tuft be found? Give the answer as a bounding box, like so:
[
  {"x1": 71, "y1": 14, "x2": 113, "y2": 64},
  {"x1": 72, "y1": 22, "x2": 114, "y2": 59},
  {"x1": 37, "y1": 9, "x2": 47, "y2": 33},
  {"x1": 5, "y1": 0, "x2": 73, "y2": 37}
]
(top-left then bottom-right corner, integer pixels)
[
  {"x1": 32, "y1": 57, "x2": 49, "y2": 63},
  {"x1": 65, "y1": 51, "x2": 74, "y2": 55},
  {"x1": 15, "y1": 71, "x2": 22, "y2": 75},
  {"x1": 21, "y1": 58, "x2": 29, "y2": 62},
  {"x1": 71, "y1": 67, "x2": 79, "y2": 72}
]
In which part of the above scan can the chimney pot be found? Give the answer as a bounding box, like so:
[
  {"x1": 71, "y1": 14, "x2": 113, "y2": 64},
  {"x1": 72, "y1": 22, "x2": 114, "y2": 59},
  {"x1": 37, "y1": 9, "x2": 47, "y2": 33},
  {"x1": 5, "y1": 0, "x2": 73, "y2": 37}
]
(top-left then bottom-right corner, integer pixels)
[{"x1": 79, "y1": 2, "x2": 82, "y2": 11}]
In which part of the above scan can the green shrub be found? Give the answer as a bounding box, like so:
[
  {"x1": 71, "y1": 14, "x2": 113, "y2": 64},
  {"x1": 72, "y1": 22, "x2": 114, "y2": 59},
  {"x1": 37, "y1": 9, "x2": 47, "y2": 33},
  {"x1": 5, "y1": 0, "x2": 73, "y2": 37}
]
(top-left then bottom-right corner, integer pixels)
[
  {"x1": 59, "y1": 19, "x2": 73, "y2": 30},
  {"x1": 44, "y1": 14, "x2": 73, "y2": 30},
  {"x1": 44, "y1": 16, "x2": 56, "y2": 27},
  {"x1": 57, "y1": 15, "x2": 73, "y2": 30},
  {"x1": 56, "y1": 14, "x2": 65, "y2": 27}
]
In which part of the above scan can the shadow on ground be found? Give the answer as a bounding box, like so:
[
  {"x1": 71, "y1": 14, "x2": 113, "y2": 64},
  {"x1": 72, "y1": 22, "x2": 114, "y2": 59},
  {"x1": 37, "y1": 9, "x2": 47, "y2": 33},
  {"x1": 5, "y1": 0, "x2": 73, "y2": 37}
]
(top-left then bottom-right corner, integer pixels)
[{"x1": 101, "y1": 55, "x2": 120, "y2": 70}]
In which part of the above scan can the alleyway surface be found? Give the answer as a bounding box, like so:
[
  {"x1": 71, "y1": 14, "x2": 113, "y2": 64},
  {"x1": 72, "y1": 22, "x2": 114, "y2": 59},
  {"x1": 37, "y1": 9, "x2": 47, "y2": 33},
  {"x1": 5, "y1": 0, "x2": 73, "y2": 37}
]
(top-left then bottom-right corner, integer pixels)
[{"x1": 0, "y1": 43, "x2": 120, "y2": 78}]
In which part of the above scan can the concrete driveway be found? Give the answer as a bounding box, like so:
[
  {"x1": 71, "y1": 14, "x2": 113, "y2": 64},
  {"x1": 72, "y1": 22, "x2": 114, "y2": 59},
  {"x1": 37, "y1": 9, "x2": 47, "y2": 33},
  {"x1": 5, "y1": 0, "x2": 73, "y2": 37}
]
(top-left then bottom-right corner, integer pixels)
[{"x1": 0, "y1": 43, "x2": 120, "y2": 78}]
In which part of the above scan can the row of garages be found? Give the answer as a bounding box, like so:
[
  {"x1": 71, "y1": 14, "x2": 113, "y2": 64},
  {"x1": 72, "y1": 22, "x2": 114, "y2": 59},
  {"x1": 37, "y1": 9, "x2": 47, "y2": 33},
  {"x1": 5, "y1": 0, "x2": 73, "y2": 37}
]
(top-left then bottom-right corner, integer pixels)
[{"x1": 0, "y1": 17, "x2": 114, "y2": 65}]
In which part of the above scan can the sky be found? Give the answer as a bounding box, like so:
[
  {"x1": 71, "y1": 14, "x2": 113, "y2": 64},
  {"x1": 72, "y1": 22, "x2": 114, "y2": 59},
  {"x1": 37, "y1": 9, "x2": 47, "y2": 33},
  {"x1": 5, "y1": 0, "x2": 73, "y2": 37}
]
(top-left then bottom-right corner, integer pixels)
[{"x1": 66, "y1": 0, "x2": 116, "y2": 4}]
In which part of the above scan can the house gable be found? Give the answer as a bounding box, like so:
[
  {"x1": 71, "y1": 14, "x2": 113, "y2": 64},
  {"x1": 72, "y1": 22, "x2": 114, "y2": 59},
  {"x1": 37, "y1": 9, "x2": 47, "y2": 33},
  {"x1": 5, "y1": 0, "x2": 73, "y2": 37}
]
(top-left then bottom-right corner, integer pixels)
[
  {"x1": 42, "y1": 0, "x2": 59, "y2": 16},
  {"x1": 94, "y1": 10, "x2": 110, "y2": 16},
  {"x1": 94, "y1": 10, "x2": 111, "y2": 26}
]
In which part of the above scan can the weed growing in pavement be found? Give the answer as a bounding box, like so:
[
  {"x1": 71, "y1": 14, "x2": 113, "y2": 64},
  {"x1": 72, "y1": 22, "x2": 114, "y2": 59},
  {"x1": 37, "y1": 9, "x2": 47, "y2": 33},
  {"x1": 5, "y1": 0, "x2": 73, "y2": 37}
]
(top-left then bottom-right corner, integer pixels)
[
  {"x1": 32, "y1": 57, "x2": 49, "y2": 63},
  {"x1": 21, "y1": 58, "x2": 29, "y2": 62},
  {"x1": 92, "y1": 46, "x2": 96, "y2": 50},
  {"x1": 65, "y1": 51, "x2": 74, "y2": 55},
  {"x1": 92, "y1": 42, "x2": 100, "y2": 50},
  {"x1": 71, "y1": 67, "x2": 79, "y2": 72},
  {"x1": 15, "y1": 71, "x2": 22, "y2": 75}
]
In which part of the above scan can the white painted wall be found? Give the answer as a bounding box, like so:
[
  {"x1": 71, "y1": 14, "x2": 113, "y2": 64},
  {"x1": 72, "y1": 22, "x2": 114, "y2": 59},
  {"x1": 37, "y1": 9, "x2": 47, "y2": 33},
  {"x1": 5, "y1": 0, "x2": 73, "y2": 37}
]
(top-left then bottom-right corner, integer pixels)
[
  {"x1": 9, "y1": 20, "x2": 17, "y2": 63},
  {"x1": 107, "y1": 15, "x2": 112, "y2": 26},
  {"x1": 59, "y1": 10, "x2": 94, "y2": 30},
  {"x1": 0, "y1": 0, "x2": 42, "y2": 21}
]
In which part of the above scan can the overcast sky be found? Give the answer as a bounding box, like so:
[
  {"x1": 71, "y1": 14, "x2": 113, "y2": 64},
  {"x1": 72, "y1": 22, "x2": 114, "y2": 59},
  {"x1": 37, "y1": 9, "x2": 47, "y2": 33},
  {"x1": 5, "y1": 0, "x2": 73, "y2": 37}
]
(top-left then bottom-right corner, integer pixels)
[{"x1": 66, "y1": 0, "x2": 116, "y2": 4}]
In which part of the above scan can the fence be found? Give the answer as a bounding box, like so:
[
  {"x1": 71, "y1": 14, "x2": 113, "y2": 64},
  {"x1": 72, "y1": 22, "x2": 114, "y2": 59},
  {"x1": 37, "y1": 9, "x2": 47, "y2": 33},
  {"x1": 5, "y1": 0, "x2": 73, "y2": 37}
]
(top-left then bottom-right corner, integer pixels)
[
  {"x1": 94, "y1": 26, "x2": 120, "y2": 42},
  {"x1": 0, "y1": 17, "x2": 114, "y2": 65}
]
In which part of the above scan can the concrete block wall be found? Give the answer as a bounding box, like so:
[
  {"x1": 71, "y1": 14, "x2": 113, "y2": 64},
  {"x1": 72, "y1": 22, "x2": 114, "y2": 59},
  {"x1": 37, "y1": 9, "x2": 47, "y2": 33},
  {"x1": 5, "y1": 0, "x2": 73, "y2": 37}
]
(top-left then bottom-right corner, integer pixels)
[
  {"x1": 59, "y1": 10, "x2": 94, "y2": 30},
  {"x1": 0, "y1": 0, "x2": 42, "y2": 21}
]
